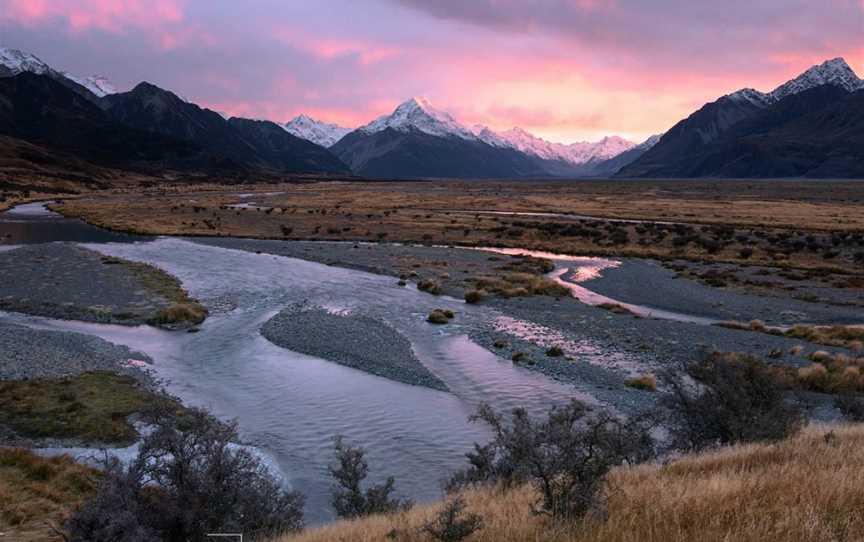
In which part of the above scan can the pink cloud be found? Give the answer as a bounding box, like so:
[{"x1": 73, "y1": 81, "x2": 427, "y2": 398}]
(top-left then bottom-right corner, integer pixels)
[
  {"x1": 272, "y1": 27, "x2": 402, "y2": 66},
  {"x1": 1, "y1": 0, "x2": 185, "y2": 33}
]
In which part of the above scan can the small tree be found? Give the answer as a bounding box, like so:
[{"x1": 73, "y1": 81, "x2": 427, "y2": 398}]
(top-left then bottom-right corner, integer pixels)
[
  {"x1": 422, "y1": 497, "x2": 483, "y2": 541},
  {"x1": 665, "y1": 352, "x2": 801, "y2": 450},
  {"x1": 450, "y1": 400, "x2": 654, "y2": 521},
  {"x1": 329, "y1": 436, "x2": 412, "y2": 519}
]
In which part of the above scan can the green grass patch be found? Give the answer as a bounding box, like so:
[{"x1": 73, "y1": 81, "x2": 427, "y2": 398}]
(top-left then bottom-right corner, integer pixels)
[{"x1": 0, "y1": 372, "x2": 181, "y2": 445}]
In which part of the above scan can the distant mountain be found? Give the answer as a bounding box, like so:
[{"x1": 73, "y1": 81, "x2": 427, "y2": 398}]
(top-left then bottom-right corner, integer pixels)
[
  {"x1": 579, "y1": 134, "x2": 662, "y2": 177},
  {"x1": 333, "y1": 97, "x2": 643, "y2": 178},
  {"x1": 284, "y1": 115, "x2": 351, "y2": 147},
  {"x1": 0, "y1": 47, "x2": 117, "y2": 100},
  {"x1": 102, "y1": 82, "x2": 347, "y2": 174},
  {"x1": 473, "y1": 125, "x2": 636, "y2": 167},
  {"x1": 332, "y1": 97, "x2": 545, "y2": 178},
  {"x1": 619, "y1": 58, "x2": 864, "y2": 178},
  {"x1": 228, "y1": 117, "x2": 349, "y2": 173}
]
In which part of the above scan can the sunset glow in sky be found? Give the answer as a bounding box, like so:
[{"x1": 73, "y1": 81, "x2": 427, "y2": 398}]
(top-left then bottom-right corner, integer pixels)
[{"x1": 2, "y1": 0, "x2": 862, "y2": 143}]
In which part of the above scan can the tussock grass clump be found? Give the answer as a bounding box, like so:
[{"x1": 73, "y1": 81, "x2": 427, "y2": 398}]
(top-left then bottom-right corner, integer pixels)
[
  {"x1": 418, "y1": 279, "x2": 443, "y2": 295},
  {"x1": 149, "y1": 301, "x2": 208, "y2": 326},
  {"x1": 625, "y1": 373, "x2": 657, "y2": 391},
  {"x1": 464, "y1": 289, "x2": 486, "y2": 304},
  {"x1": 281, "y1": 425, "x2": 864, "y2": 542},
  {"x1": 0, "y1": 448, "x2": 98, "y2": 540},
  {"x1": 428, "y1": 309, "x2": 452, "y2": 325}
]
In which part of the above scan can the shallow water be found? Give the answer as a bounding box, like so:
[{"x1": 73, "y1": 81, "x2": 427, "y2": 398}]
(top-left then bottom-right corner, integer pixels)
[{"x1": 0, "y1": 202, "x2": 149, "y2": 245}]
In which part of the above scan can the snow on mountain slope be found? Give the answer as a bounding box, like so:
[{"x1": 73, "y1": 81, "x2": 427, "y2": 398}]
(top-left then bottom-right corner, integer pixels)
[
  {"x1": 360, "y1": 97, "x2": 478, "y2": 140},
  {"x1": 284, "y1": 114, "x2": 351, "y2": 147},
  {"x1": 0, "y1": 46, "x2": 118, "y2": 97},
  {"x1": 727, "y1": 58, "x2": 863, "y2": 106},
  {"x1": 476, "y1": 125, "x2": 636, "y2": 165},
  {"x1": 63, "y1": 74, "x2": 117, "y2": 97}
]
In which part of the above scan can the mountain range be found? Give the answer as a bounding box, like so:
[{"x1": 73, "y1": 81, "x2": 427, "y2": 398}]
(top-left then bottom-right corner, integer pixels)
[{"x1": 0, "y1": 46, "x2": 862, "y2": 181}]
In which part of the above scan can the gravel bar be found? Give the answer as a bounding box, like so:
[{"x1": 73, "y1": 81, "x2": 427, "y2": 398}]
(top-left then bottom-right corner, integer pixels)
[
  {"x1": 261, "y1": 305, "x2": 448, "y2": 391},
  {"x1": 0, "y1": 321, "x2": 152, "y2": 381}
]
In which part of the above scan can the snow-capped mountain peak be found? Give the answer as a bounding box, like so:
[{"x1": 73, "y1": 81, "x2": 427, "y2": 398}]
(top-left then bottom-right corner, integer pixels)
[
  {"x1": 726, "y1": 57, "x2": 863, "y2": 107},
  {"x1": 0, "y1": 47, "x2": 51, "y2": 76},
  {"x1": 284, "y1": 115, "x2": 351, "y2": 147},
  {"x1": 474, "y1": 125, "x2": 637, "y2": 165},
  {"x1": 0, "y1": 46, "x2": 118, "y2": 97},
  {"x1": 769, "y1": 57, "x2": 864, "y2": 101},
  {"x1": 360, "y1": 96, "x2": 477, "y2": 140}
]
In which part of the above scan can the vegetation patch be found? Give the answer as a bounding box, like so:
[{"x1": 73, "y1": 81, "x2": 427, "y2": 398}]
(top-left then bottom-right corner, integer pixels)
[
  {"x1": 101, "y1": 256, "x2": 208, "y2": 327},
  {"x1": 717, "y1": 321, "x2": 864, "y2": 351},
  {"x1": 0, "y1": 372, "x2": 181, "y2": 445}
]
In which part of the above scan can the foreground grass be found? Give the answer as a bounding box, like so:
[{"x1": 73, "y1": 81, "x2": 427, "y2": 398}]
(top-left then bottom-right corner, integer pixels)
[
  {"x1": 0, "y1": 372, "x2": 179, "y2": 445},
  {"x1": 281, "y1": 425, "x2": 864, "y2": 542},
  {"x1": 0, "y1": 448, "x2": 98, "y2": 542}
]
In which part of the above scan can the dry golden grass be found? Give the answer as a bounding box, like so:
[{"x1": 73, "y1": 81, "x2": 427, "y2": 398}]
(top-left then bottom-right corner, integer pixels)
[
  {"x1": 280, "y1": 425, "x2": 864, "y2": 542},
  {"x1": 49, "y1": 180, "x2": 864, "y2": 275},
  {"x1": 0, "y1": 448, "x2": 98, "y2": 542}
]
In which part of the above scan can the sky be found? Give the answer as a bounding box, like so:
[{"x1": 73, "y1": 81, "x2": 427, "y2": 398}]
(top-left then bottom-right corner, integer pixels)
[{"x1": 1, "y1": 0, "x2": 862, "y2": 143}]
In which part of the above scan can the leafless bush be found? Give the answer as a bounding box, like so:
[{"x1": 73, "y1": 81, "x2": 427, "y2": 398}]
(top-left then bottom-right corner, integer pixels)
[
  {"x1": 664, "y1": 353, "x2": 802, "y2": 451},
  {"x1": 66, "y1": 407, "x2": 304, "y2": 542},
  {"x1": 449, "y1": 400, "x2": 655, "y2": 521}
]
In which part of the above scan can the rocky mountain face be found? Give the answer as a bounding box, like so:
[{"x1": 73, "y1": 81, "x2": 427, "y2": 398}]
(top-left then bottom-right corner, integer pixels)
[{"x1": 100, "y1": 82, "x2": 349, "y2": 174}]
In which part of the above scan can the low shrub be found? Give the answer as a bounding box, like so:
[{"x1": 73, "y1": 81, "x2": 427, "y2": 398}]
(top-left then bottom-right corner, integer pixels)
[
  {"x1": 422, "y1": 497, "x2": 483, "y2": 542},
  {"x1": 329, "y1": 436, "x2": 412, "y2": 519},
  {"x1": 665, "y1": 352, "x2": 802, "y2": 450},
  {"x1": 450, "y1": 400, "x2": 655, "y2": 520}
]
